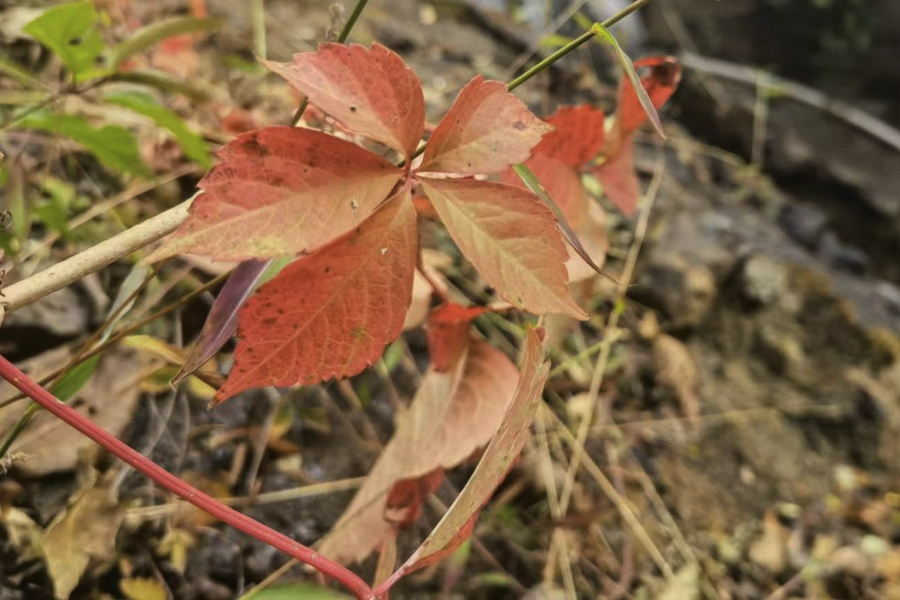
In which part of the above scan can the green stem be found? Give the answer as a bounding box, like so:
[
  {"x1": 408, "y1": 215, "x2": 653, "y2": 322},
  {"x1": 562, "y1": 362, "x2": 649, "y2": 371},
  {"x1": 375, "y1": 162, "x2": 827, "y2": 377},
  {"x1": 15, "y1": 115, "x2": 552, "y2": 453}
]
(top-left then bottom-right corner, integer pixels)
[
  {"x1": 507, "y1": 0, "x2": 654, "y2": 91},
  {"x1": 289, "y1": 0, "x2": 371, "y2": 127}
]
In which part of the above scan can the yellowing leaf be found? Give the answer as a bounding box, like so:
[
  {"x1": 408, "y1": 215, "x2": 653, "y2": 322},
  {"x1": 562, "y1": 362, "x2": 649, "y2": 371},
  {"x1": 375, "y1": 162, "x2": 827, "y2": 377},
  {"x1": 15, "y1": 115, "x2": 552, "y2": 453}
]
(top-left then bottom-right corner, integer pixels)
[
  {"x1": 216, "y1": 189, "x2": 418, "y2": 402},
  {"x1": 319, "y1": 338, "x2": 519, "y2": 565},
  {"x1": 120, "y1": 578, "x2": 167, "y2": 600},
  {"x1": 420, "y1": 76, "x2": 552, "y2": 175},
  {"x1": 264, "y1": 43, "x2": 425, "y2": 158},
  {"x1": 43, "y1": 474, "x2": 124, "y2": 599},
  {"x1": 148, "y1": 127, "x2": 402, "y2": 262},
  {"x1": 379, "y1": 327, "x2": 549, "y2": 585},
  {"x1": 419, "y1": 177, "x2": 586, "y2": 319}
]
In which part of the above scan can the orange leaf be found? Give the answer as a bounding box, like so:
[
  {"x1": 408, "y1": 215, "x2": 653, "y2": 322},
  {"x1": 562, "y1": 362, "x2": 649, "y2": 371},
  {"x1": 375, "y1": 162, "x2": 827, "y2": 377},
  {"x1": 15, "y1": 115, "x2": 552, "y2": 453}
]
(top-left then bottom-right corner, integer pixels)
[
  {"x1": 565, "y1": 202, "x2": 608, "y2": 283},
  {"x1": 419, "y1": 176, "x2": 587, "y2": 319},
  {"x1": 384, "y1": 469, "x2": 444, "y2": 528},
  {"x1": 420, "y1": 76, "x2": 552, "y2": 175},
  {"x1": 533, "y1": 105, "x2": 606, "y2": 166},
  {"x1": 148, "y1": 128, "x2": 402, "y2": 262},
  {"x1": 263, "y1": 43, "x2": 425, "y2": 158},
  {"x1": 318, "y1": 339, "x2": 519, "y2": 564},
  {"x1": 214, "y1": 188, "x2": 417, "y2": 401},
  {"x1": 379, "y1": 327, "x2": 549, "y2": 586},
  {"x1": 595, "y1": 138, "x2": 641, "y2": 215},
  {"x1": 613, "y1": 56, "x2": 682, "y2": 141},
  {"x1": 427, "y1": 303, "x2": 487, "y2": 372},
  {"x1": 501, "y1": 153, "x2": 587, "y2": 227}
]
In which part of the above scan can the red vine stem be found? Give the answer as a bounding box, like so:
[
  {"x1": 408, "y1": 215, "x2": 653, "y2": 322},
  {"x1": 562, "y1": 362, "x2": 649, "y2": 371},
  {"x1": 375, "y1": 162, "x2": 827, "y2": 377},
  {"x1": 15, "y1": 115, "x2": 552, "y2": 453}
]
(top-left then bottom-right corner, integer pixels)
[{"x1": 0, "y1": 354, "x2": 374, "y2": 600}]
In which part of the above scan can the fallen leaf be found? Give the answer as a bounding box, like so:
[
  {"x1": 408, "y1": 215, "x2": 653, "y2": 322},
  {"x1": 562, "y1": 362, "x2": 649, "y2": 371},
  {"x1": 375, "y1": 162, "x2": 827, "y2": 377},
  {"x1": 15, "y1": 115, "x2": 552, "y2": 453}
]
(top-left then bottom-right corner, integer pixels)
[
  {"x1": 43, "y1": 472, "x2": 124, "y2": 599},
  {"x1": 148, "y1": 127, "x2": 402, "y2": 262},
  {"x1": 420, "y1": 76, "x2": 552, "y2": 175},
  {"x1": 427, "y1": 303, "x2": 487, "y2": 372},
  {"x1": 120, "y1": 577, "x2": 167, "y2": 600},
  {"x1": 217, "y1": 189, "x2": 417, "y2": 401},
  {"x1": 264, "y1": 43, "x2": 425, "y2": 158},
  {"x1": 384, "y1": 468, "x2": 444, "y2": 527},
  {"x1": 319, "y1": 338, "x2": 519, "y2": 564},
  {"x1": 379, "y1": 327, "x2": 549, "y2": 583},
  {"x1": 419, "y1": 177, "x2": 586, "y2": 319},
  {"x1": 653, "y1": 334, "x2": 701, "y2": 425}
]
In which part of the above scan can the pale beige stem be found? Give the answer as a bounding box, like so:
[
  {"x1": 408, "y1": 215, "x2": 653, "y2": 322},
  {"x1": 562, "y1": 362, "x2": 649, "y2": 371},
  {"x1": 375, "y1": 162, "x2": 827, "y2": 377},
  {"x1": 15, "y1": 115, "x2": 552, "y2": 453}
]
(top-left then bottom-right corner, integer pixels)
[{"x1": 0, "y1": 198, "x2": 192, "y2": 322}]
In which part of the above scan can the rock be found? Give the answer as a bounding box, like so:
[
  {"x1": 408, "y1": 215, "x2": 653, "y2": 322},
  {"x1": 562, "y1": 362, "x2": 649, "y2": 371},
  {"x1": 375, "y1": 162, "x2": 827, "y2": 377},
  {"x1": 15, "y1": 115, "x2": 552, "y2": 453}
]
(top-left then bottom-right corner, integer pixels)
[
  {"x1": 820, "y1": 232, "x2": 869, "y2": 274},
  {"x1": 779, "y1": 204, "x2": 830, "y2": 249},
  {"x1": 755, "y1": 325, "x2": 806, "y2": 381},
  {"x1": 749, "y1": 510, "x2": 789, "y2": 574},
  {"x1": 875, "y1": 281, "x2": 900, "y2": 316},
  {"x1": 741, "y1": 255, "x2": 788, "y2": 305}
]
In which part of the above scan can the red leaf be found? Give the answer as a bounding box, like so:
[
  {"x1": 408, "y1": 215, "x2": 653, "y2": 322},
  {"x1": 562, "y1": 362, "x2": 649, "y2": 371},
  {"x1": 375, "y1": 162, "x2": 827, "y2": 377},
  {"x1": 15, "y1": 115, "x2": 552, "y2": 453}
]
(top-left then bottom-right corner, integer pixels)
[
  {"x1": 533, "y1": 105, "x2": 606, "y2": 166},
  {"x1": 318, "y1": 338, "x2": 519, "y2": 565},
  {"x1": 419, "y1": 76, "x2": 552, "y2": 175},
  {"x1": 427, "y1": 303, "x2": 487, "y2": 372},
  {"x1": 148, "y1": 128, "x2": 402, "y2": 262},
  {"x1": 384, "y1": 469, "x2": 444, "y2": 528},
  {"x1": 215, "y1": 188, "x2": 418, "y2": 402},
  {"x1": 377, "y1": 327, "x2": 549, "y2": 588},
  {"x1": 501, "y1": 153, "x2": 587, "y2": 227},
  {"x1": 595, "y1": 138, "x2": 641, "y2": 215},
  {"x1": 419, "y1": 176, "x2": 587, "y2": 319},
  {"x1": 263, "y1": 43, "x2": 425, "y2": 158},
  {"x1": 614, "y1": 56, "x2": 682, "y2": 140}
]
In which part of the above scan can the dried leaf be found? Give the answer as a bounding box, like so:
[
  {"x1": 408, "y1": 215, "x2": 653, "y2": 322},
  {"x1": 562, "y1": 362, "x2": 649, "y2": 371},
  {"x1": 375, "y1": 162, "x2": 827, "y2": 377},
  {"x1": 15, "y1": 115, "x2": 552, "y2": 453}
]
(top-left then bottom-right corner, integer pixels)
[
  {"x1": 264, "y1": 43, "x2": 425, "y2": 158},
  {"x1": 427, "y1": 303, "x2": 487, "y2": 372},
  {"x1": 172, "y1": 259, "x2": 272, "y2": 386},
  {"x1": 565, "y1": 202, "x2": 608, "y2": 283},
  {"x1": 653, "y1": 334, "x2": 700, "y2": 426},
  {"x1": 120, "y1": 578, "x2": 167, "y2": 600},
  {"x1": 216, "y1": 189, "x2": 418, "y2": 402},
  {"x1": 419, "y1": 176, "x2": 586, "y2": 319},
  {"x1": 385, "y1": 468, "x2": 444, "y2": 527},
  {"x1": 383, "y1": 327, "x2": 549, "y2": 582},
  {"x1": 420, "y1": 76, "x2": 552, "y2": 175},
  {"x1": 148, "y1": 127, "x2": 402, "y2": 262},
  {"x1": 533, "y1": 105, "x2": 605, "y2": 166},
  {"x1": 319, "y1": 338, "x2": 519, "y2": 564},
  {"x1": 43, "y1": 473, "x2": 124, "y2": 599}
]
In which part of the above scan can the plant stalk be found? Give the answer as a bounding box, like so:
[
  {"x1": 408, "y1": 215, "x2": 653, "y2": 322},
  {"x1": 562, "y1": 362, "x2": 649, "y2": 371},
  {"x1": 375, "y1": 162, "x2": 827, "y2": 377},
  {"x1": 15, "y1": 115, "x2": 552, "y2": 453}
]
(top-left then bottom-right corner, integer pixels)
[{"x1": 0, "y1": 354, "x2": 375, "y2": 600}]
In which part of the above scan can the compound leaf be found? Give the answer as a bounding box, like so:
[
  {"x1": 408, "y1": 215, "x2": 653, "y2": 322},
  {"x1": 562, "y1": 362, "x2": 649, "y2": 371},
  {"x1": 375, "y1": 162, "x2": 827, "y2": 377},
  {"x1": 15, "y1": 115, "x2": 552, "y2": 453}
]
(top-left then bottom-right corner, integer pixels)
[
  {"x1": 533, "y1": 104, "x2": 605, "y2": 166},
  {"x1": 216, "y1": 189, "x2": 418, "y2": 402},
  {"x1": 148, "y1": 127, "x2": 402, "y2": 262},
  {"x1": 419, "y1": 177, "x2": 586, "y2": 320},
  {"x1": 420, "y1": 76, "x2": 552, "y2": 175},
  {"x1": 264, "y1": 43, "x2": 425, "y2": 158},
  {"x1": 319, "y1": 338, "x2": 519, "y2": 565},
  {"x1": 382, "y1": 327, "x2": 549, "y2": 583}
]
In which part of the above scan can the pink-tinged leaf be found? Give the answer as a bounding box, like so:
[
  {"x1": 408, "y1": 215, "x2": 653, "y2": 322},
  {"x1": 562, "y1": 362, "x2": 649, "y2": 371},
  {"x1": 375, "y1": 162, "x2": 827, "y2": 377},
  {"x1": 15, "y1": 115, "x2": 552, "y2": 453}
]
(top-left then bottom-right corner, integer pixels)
[
  {"x1": 533, "y1": 105, "x2": 606, "y2": 166},
  {"x1": 427, "y1": 303, "x2": 487, "y2": 372},
  {"x1": 595, "y1": 137, "x2": 641, "y2": 215},
  {"x1": 214, "y1": 188, "x2": 418, "y2": 402},
  {"x1": 566, "y1": 202, "x2": 608, "y2": 283},
  {"x1": 419, "y1": 76, "x2": 552, "y2": 175},
  {"x1": 263, "y1": 43, "x2": 425, "y2": 158},
  {"x1": 377, "y1": 327, "x2": 549, "y2": 589},
  {"x1": 384, "y1": 469, "x2": 445, "y2": 528},
  {"x1": 501, "y1": 153, "x2": 587, "y2": 227},
  {"x1": 148, "y1": 128, "x2": 402, "y2": 262},
  {"x1": 318, "y1": 339, "x2": 519, "y2": 565},
  {"x1": 614, "y1": 56, "x2": 682, "y2": 139},
  {"x1": 419, "y1": 176, "x2": 587, "y2": 320},
  {"x1": 172, "y1": 259, "x2": 270, "y2": 387}
]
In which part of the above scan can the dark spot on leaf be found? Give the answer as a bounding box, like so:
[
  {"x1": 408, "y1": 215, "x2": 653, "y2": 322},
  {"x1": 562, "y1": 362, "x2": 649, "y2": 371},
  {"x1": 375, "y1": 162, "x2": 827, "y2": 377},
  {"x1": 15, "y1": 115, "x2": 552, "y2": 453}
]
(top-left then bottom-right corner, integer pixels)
[
  {"x1": 242, "y1": 137, "x2": 271, "y2": 157},
  {"x1": 325, "y1": 267, "x2": 331, "y2": 273},
  {"x1": 350, "y1": 327, "x2": 366, "y2": 340},
  {"x1": 350, "y1": 105, "x2": 358, "y2": 113},
  {"x1": 513, "y1": 120, "x2": 526, "y2": 130}
]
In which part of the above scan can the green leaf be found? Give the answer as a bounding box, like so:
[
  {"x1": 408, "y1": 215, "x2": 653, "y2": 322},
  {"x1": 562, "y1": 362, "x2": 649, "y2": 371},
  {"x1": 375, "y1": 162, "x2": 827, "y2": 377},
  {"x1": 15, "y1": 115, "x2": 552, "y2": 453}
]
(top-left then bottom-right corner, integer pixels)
[
  {"x1": 591, "y1": 23, "x2": 665, "y2": 139},
  {"x1": 22, "y1": 1, "x2": 104, "y2": 81},
  {"x1": 245, "y1": 583, "x2": 351, "y2": 600},
  {"x1": 52, "y1": 356, "x2": 99, "y2": 402},
  {"x1": 19, "y1": 112, "x2": 151, "y2": 177},
  {"x1": 109, "y1": 17, "x2": 219, "y2": 69},
  {"x1": 105, "y1": 91, "x2": 211, "y2": 168},
  {"x1": 109, "y1": 71, "x2": 210, "y2": 102},
  {"x1": 0, "y1": 52, "x2": 43, "y2": 88}
]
